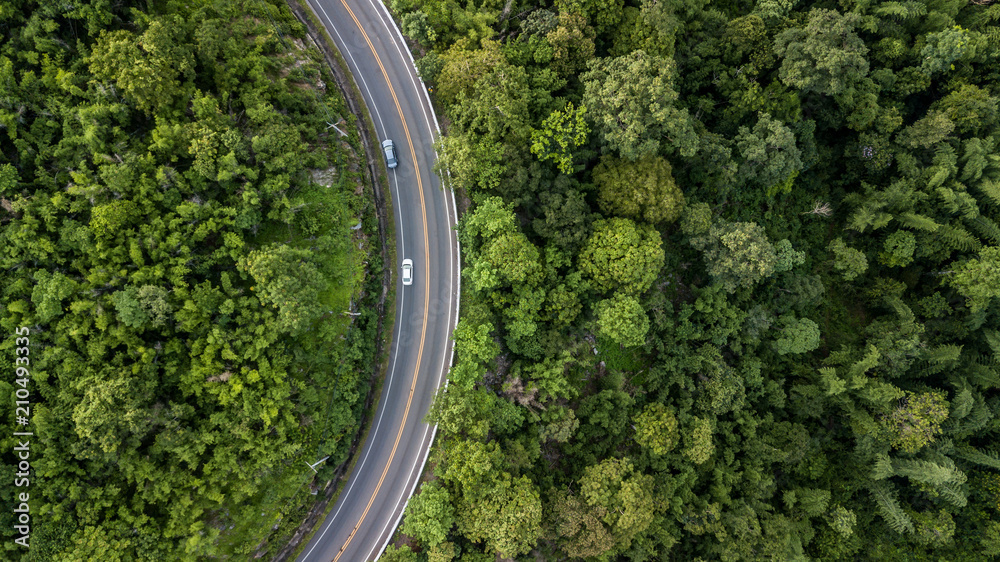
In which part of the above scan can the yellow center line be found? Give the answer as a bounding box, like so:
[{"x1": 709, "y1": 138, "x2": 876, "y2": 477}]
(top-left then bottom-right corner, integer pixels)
[{"x1": 332, "y1": 0, "x2": 431, "y2": 560}]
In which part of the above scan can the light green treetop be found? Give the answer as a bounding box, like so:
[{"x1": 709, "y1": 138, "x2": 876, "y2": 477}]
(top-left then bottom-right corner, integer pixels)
[
  {"x1": 883, "y1": 391, "x2": 949, "y2": 453},
  {"x1": 633, "y1": 402, "x2": 679, "y2": 456},
  {"x1": 593, "y1": 154, "x2": 685, "y2": 224},
  {"x1": 402, "y1": 482, "x2": 456, "y2": 547},
  {"x1": 772, "y1": 315, "x2": 821, "y2": 355},
  {"x1": 828, "y1": 237, "x2": 869, "y2": 282},
  {"x1": 947, "y1": 246, "x2": 1000, "y2": 311},
  {"x1": 530, "y1": 102, "x2": 589, "y2": 174},
  {"x1": 691, "y1": 221, "x2": 778, "y2": 292},
  {"x1": 594, "y1": 293, "x2": 650, "y2": 348},
  {"x1": 581, "y1": 50, "x2": 698, "y2": 160},
  {"x1": 578, "y1": 217, "x2": 665, "y2": 295}
]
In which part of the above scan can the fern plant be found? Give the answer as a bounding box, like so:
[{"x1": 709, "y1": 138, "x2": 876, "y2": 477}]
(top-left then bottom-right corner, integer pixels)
[
  {"x1": 976, "y1": 178, "x2": 1000, "y2": 207},
  {"x1": 870, "y1": 480, "x2": 915, "y2": 534},
  {"x1": 933, "y1": 223, "x2": 982, "y2": 253},
  {"x1": 967, "y1": 215, "x2": 1000, "y2": 244}
]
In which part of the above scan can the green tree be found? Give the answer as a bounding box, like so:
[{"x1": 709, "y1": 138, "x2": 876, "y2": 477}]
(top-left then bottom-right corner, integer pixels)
[
  {"x1": 435, "y1": 39, "x2": 505, "y2": 106},
  {"x1": 946, "y1": 246, "x2": 1000, "y2": 311},
  {"x1": 594, "y1": 293, "x2": 650, "y2": 348},
  {"x1": 724, "y1": 13, "x2": 769, "y2": 65},
  {"x1": 380, "y1": 545, "x2": 420, "y2": 562},
  {"x1": 545, "y1": 11, "x2": 596, "y2": 77},
  {"x1": 554, "y1": 0, "x2": 623, "y2": 35},
  {"x1": 735, "y1": 113, "x2": 803, "y2": 193},
  {"x1": 90, "y1": 199, "x2": 139, "y2": 237},
  {"x1": 691, "y1": 221, "x2": 778, "y2": 292},
  {"x1": 454, "y1": 472, "x2": 543, "y2": 557},
  {"x1": 400, "y1": 11, "x2": 436, "y2": 46},
  {"x1": 633, "y1": 402, "x2": 679, "y2": 456},
  {"x1": 680, "y1": 201, "x2": 713, "y2": 238},
  {"x1": 581, "y1": 50, "x2": 698, "y2": 160},
  {"x1": 426, "y1": 542, "x2": 456, "y2": 562},
  {"x1": 828, "y1": 238, "x2": 869, "y2": 282},
  {"x1": 110, "y1": 285, "x2": 172, "y2": 329},
  {"x1": 883, "y1": 391, "x2": 949, "y2": 453},
  {"x1": 826, "y1": 505, "x2": 857, "y2": 539},
  {"x1": 415, "y1": 50, "x2": 445, "y2": 84},
  {"x1": 31, "y1": 270, "x2": 76, "y2": 324},
  {"x1": 87, "y1": 17, "x2": 194, "y2": 114},
  {"x1": 60, "y1": 526, "x2": 133, "y2": 562},
  {"x1": 450, "y1": 63, "x2": 532, "y2": 144},
  {"x1": 426, "y1": 385, "x2": 498, "y2": 441},
  {"x1": 593, "y1": 154, "x2": 685, "y2": 224},
  {"x1": 920, "y1": 26, "x2": 974, "y2": 75},
  {"x1": 439, "y1": 440, "x2": 542, "y2": 556},
  {"x1": 551, "y1": 490, "x2": 616, "y2": 559},
  {"x1": 460, "y1": 195, "x2": 517, "y2": 246},
  {"x1": 241, "y1": 243, "x2": 327, "y2": 334},
  {"x1": 539, "y1": 406, "x2": 580, "y2": 443},
  {"x1": 880, "y1": 231, "x2": 917, "y2": 267},
  {"x1": 469, "y1": 231, "x2": 543, "y2": 292},
  {"x1": 110, "y1": 287, "x2": 151, "y2": 329},
  {"x1": 70, "y1": 372, "x2": 149, "y2": 456},
  {"x1": 578, "y1": 217, "x2": 665, "y2": 295},
  {"x1": 896, "y1": 110, "x2": 955, "y2": 149},
  {"x1": 911, "y1": 509, "x2": 955, "y2": 546},
  {"x1": 543, "y1": 279, "x2": 584, "y2": 328},
  {"x1": 451, "y1": 320, "x2": 499, "y2": 389},
  {"x1": 980, "y1": 521, "x2": 1000, "y2": 557},
  {"x1": 773, "y1": 9, "x2": 869, "y2": 96},
  {"x1": 683, "y1": 416, "x2": 715, "y2": 464},
  {"x1": 932, "y1": 84, "x2": 999, "y2": 135},
  {"x1": 402, "y1": 482, "x2": 456, "y2": 547},
  {"x1": 532, "y1": 188, "x2": 593, "y2": 253},
  {"x1": 772, "y1": 315, "x2": 821, "y2": 355},
  {"x1": 577, "y1": 458, "x2": 658, "y2": 552},
  {"x1": 514, "y1": 349, "x2": 580, "y2": 401},
  {"x1": 530, "y1": 102, "x2": 589, "y2": 174},
  {"x1": 774, "y1": 239, "x2": 806, "y2": 273},
  {"x1": 0, "y1": 163, "x2": 19, "y2": 193}
]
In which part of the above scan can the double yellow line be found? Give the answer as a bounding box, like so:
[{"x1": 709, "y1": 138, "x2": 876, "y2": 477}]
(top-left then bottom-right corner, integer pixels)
[{"x1": 332, "y1": 0, "x2": 430, "y2": 560}]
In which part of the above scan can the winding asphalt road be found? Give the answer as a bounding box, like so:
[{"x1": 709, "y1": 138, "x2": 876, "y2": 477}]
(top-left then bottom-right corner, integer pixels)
[{"x1": 297, "y1": 1, "x2": 459, "y2": 560}]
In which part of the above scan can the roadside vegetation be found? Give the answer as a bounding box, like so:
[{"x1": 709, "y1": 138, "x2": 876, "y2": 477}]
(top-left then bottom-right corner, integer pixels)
[
  {"x1": 386, "y1": 0, "x2": 1000, "y2": 560},
  {"x1": 0, "y1": 1, "x2": 382, "y2": 559}
]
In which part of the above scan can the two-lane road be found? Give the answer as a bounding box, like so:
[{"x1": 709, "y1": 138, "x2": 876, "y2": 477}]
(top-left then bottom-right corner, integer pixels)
[{"x1": 297, "y1": 1, "x2": 459, "y2": 560}]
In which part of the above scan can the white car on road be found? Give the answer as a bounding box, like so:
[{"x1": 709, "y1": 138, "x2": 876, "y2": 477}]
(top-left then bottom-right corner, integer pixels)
[{"x1": 401, "y1": 259, "x2": 413, "y2": 286}]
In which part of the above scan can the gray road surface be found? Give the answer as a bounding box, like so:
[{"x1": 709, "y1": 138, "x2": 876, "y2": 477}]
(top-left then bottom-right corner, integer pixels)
[{"x1": 297, "y1": 0, "x2": 459, "y2": 560}]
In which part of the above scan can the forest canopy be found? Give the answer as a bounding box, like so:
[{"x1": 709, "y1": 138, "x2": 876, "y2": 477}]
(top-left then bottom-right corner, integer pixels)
[
  {"x1": 0, "y1": 0, "x2": 380, "y2": 559},
  {"x1": 389, "y1": 0, "x2": 1000, "y2": 559}
]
